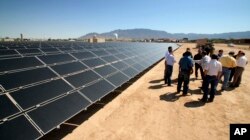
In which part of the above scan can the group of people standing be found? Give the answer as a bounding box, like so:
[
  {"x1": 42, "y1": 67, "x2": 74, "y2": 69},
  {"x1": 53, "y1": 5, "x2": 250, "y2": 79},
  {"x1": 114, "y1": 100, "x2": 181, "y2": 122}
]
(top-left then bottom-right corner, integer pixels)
[{"x1": 164, "y1": 46, "x2": 248, "y2": 103}]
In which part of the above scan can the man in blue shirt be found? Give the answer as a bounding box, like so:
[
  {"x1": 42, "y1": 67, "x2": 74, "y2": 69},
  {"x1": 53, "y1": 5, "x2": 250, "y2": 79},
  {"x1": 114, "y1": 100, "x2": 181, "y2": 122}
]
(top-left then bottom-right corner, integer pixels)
[{"x1": 177, "y1": 52, "x2": 194, "y2": 95}]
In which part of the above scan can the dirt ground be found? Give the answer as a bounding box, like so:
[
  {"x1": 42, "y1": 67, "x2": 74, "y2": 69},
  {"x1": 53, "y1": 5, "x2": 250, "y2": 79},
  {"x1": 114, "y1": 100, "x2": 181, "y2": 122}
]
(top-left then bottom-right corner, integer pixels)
[{"x1": 63, "y1": 43, "x2": 250, "y2": 140}]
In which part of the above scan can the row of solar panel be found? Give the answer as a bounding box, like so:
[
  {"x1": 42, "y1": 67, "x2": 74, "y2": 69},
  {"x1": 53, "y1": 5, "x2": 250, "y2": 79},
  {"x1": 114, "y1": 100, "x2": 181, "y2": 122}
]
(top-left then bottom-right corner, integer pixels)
[
  {"x1": 0, "y1": 60, "x2": 161, "y2": 139},
  {"x1": 0, "y1": 45, "x2": 160, "y2": 60},
  {"x1": 0, "y1": 48, "x2": 160, "y2": 74},
  {"x1": 0, "y1": 47, "x2": 163, "y2": 119},
  {"x1": 0, "y1": 42, "x2": 176, "y2": 140}
]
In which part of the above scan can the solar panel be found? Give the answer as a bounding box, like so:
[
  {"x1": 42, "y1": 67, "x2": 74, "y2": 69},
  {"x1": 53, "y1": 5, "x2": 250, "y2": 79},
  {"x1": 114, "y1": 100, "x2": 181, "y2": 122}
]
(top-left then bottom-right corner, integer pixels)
[
  {"x1": 59, "y1": 47, "x2": 73, "y2": 52},
  {"x1": 123, "y1": 58, "x2": 136, "y2": 65},
  {"x1": 106, "y1": 49, "x2": 119, "y2": 54},
  {"x1": 65, "y1": 70, "x2": 101, "y2": 88},
  {"x1": 0, "y1": 50, "x2": 19, "y2": 57},
  {"x1": 106, "y1": 72, "x2": 129, "y2": 87},
  {"x1": 10, "y1": 79, "x2": 73, "y2": 110},
  {"x1": 51, "y1": 62, "x2": 87, "y2": 75},
  {"x1": 122, "y1": 67, "x2": 139, "y2": 78},
  {"x1": 41, "y1": 48, "x2": 59, "y2": 53},
  {"x1": 0, "y1": 95, "x2": 20, "y2": 120},
  {"x1": 93, "y1": 65, "x2": 117, "y2": 77},
  {"x1": 82, "y1": 58, "x2": 106, "y2": 68},
  {"x1": 111, "y1": 61, "x2": 129, "y2": 70},
  {"x1": 0, "y1": 115, "x2": 41, "y2": 140},
  {"x1": 0, "y1": 67, "x2": 57, "y2": 90},
  {"x1": 101, "y1": 55, "x2": 119, "y2": 63},
  {"x1": 91, "y1": 50, "x2": 109, "y2": 56},
  {"x1": 0, "y1": 42, "x2": 179, "y2": 139},
  {"x1": 71, "y1": 51, "x2": 95, "y2": 60},
  {"x1": 0, "y1": 57, "x2": 43, "y2": 73},
  {"x1": 17, "y1": 49, "x2": 42, "y2": 55},
  {"x1": 132, "y1": 63, "x2": 146, "y2": 71},
  {"x1": 80, "y1": 80, "x2": 115, "y2": 102},
  {"x1": 38, "y1": 54, "x2": 75, "y2": 64},
  {"x1": 114, "y1": 53, "x2": 127, "y2": 60},
  {"x1": 28, "y1": 92, "x2": 91, "y2": 133}
]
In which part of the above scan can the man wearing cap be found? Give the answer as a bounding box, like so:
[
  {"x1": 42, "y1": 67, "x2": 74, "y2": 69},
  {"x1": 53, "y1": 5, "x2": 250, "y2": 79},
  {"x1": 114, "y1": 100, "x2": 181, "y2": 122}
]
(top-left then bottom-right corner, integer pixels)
[
  {"x1": 219, "y1": 51, "x2": 237, "y2": 90},
  {"x1": 200, "y1": 54, "x2": 222, "y2": 102},
  {"x1": 231, "y1": 51, "x2": 248, "y2": 87}
]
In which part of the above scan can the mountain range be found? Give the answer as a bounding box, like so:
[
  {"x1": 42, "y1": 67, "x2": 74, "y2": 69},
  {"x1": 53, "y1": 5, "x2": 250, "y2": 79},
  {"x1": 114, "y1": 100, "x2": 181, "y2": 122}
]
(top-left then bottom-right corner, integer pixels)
[{"x1": 79, "y1": 29, "x2": 250, "y2": 40}]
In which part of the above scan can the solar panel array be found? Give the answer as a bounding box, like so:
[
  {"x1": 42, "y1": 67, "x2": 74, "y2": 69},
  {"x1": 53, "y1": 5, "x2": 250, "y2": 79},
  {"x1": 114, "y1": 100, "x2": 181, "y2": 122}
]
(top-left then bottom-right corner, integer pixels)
[{"x1": 0, "y1": 41, "x2": 178, "y2": 140}]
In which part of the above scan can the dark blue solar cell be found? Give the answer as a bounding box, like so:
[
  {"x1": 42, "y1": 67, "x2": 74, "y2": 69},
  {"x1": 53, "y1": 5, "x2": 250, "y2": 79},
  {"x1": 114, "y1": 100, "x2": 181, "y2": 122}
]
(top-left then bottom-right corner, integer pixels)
[
  {"x1": 132, "y1": 63, "x2": 146, "y2": 71},
  {"x1": 38, "y1": 54, "x2": 75, "y2": 64},
  {"x1": 51, "y1": 62, "x2": 87, "y2": 75},
  {"x1": 0, "y1": 67, "x2": 57, "y2": 90},
  {"x1": 82, "y1": 58, "x2": 106, "y2": 68},
  {"x1": 114, "y1": 53, "x2": 127, "y2": 60},
  {"x1": 18, "y1": 49, "x2": 42, "y2": 55},
  {"x1": 10, "y1": 79, "x2": 73, "y2": 110},
  {"x1": 91, "y1": 50, "x2": 109, "y2": 56},
  {"x1": 65, "y1": 70, "x2": 101, "y2": 87},
  {"x1": 112, "y1": 61, "x2": 129, "y2": 70},
  {"x1": 28, "y1": 92, "x2": 91, "y2": 133},
  {"x1": 106, "y1": 72, "x2": 129, "y2": 87},
  {"x1": 93, "y1": 65, "x2": 117, "y2": 77},
  {"x1": 0, "y1": 115, "x2": 41, "y2": 140},
  {"x1": 122, "y1": 67, "x2": 139, "y2": 78},
  {"x1": 41, "y1": 48, "x2": 59, "y2": 53},
  {"x1": 101, "y1": 55, "x2": 119, "y2": 63},
  {"x1": 80, "y1": 80, "x2": 115, "y2": 102},
  {"x1": 0, "y1": 95, "x2": 20, "y2": 120},
  {"x1": 0, "y1": 50, "x2": 18, "y2": 56},
  {"x1": 59, "y1": 47, "x2": 73, "y2": 52},
  {"x1": 71, "y1": 51, "x2": 95, "y2": 60},
  {"x1": 0, "y1": 57, "x2": 43, "y2": 73}
]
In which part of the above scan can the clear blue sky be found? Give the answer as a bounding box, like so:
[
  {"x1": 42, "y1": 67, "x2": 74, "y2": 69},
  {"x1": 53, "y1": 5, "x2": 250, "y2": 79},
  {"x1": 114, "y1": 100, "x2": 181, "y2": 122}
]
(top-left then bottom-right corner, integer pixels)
[{"x1": 0, "y1": 0, "x2": 250, "y2": 39}]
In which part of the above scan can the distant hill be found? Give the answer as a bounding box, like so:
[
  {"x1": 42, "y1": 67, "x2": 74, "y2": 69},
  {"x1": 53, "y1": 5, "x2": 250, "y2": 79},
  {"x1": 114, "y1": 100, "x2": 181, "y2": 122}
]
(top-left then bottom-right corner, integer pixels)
[{"x1": 79, "y1": 29, "x2": 250, "y2": 40}]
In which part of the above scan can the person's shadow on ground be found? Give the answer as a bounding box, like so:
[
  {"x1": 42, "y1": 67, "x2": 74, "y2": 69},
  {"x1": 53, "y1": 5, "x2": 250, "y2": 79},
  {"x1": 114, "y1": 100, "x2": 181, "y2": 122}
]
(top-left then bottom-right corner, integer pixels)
[
  {"x1": 184, "y1": 100, "x2": 205, "y2": 108},
  {"x1": 149, "y1": 79, "x2": 164, "y2": 84},
  {"x1": 160, "y1": 92, "x2": 183, "y2": 102}
]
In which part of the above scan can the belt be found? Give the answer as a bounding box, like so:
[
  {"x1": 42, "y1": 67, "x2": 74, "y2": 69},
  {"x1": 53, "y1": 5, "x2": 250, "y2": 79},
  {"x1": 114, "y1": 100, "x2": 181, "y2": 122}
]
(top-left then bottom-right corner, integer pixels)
[
  {"x1": 207, "y1": 75, "x2": 216, "y2": 77},
  {"x1": 222, "y1": 66, "x2": 230, "y2": 69}
]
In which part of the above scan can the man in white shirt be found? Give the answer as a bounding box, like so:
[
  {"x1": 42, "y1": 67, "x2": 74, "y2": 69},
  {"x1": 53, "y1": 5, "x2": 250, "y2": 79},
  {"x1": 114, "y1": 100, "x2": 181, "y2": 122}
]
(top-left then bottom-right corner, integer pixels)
[
  {"x1": 200, "y1": 54, "x2": 222, "y2": 102},
  {"x1": 165, "y1": 49, "x2": 176, "y2": 86},
  {"x1": 231, "y1": 52, "x2": 248, "y2": 87},
  {"x1": 164, "y1": 46, "x2": 172, "y2": 81},
  {"x1": 193, "y1": 51, "x2": 211, "y2": 80}
]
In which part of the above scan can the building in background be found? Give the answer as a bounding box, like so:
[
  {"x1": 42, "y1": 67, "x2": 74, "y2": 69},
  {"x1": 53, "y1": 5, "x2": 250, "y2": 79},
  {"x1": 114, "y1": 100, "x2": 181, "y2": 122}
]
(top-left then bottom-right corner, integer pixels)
[
  {"x1": 88, "y1": 36, "x2": 105, "y2": 43},
  {"x1": 20, "y1": 33, "x2": 23, "y2": 41}
]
